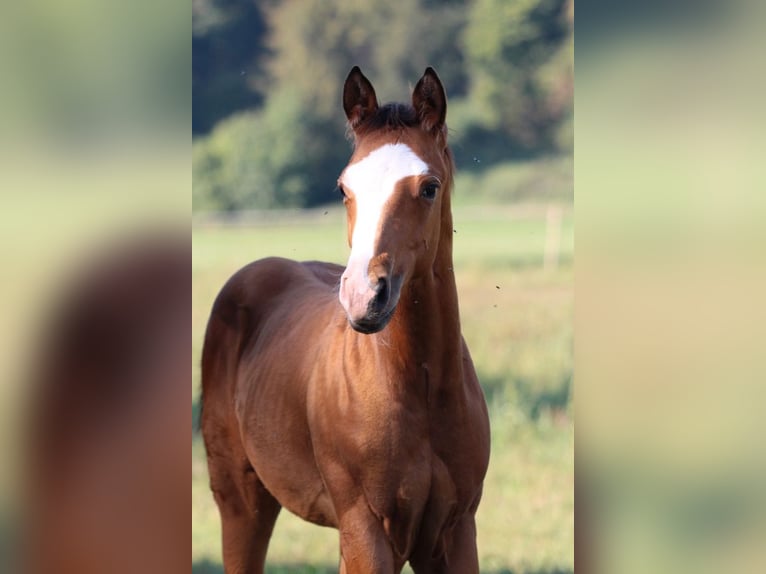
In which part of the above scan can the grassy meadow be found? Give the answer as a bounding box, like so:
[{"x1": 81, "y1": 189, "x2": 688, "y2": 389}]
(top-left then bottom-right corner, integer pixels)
[{"x1": 192, "y1": 204, "x2": 574, "y2": 573}]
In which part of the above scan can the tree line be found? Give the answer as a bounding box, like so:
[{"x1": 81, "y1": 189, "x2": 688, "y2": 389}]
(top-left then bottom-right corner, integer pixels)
[{"x1": 193, "y1": 0, "x2": 573, "y2": 211}]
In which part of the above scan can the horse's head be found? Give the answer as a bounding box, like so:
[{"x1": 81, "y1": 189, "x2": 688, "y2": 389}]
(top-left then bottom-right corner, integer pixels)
[{"x1": 338, "y1": 67, "x2": 453, "y2": 334}]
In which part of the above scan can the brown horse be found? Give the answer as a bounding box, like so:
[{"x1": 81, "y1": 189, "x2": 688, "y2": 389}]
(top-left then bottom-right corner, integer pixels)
[{"x1": 201, "y1": 67, "x2": 490, "y2": 573}]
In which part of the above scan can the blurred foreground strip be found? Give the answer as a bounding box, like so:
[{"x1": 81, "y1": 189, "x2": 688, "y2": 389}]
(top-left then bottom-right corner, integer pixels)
[
  {"x1": 22, "y1": 231, "x2": 190, "y2": 574},
  {"x1": 577, "y1": 0, "x2": 766, "y2": 572},
  {"x1": 0, "y1": 0, "x2": 189, "y2": 569}
]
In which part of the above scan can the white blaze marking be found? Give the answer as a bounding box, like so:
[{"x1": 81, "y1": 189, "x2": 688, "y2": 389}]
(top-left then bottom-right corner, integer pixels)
[{"x1": 340, "y1": 143, "x2": 428, "y2": 289}]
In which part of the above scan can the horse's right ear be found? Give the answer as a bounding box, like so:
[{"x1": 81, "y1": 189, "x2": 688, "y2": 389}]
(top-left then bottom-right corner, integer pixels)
[{"x1": 343, "y1": 66, "x2": 378, "y2": 130}]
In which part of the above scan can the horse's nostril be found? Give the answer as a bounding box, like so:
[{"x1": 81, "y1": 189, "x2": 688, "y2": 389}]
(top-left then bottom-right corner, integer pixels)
[{"x1": 375, "y1": 276, "x2": 389, "y2": 302}]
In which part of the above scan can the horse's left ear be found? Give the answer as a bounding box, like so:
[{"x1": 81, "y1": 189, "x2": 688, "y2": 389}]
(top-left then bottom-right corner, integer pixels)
[{"x1": 412, "y1": 67, "x2": 447, "y2": 133}]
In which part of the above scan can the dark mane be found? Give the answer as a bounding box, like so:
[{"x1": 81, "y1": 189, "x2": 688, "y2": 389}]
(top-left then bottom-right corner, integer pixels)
[{"x1": 347, "y1": 103, "x2": 418, "y2": 140}]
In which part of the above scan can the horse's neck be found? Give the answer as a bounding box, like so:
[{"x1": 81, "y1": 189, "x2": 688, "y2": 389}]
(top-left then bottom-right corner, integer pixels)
[{"x1": 377, "y1": 211, "x2": 465, "y2": 394}]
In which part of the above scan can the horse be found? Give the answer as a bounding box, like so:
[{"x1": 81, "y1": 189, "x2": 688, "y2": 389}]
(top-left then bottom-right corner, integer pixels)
[{"x1": 200, "y1": 66, "x2": 490, "y2": 573}]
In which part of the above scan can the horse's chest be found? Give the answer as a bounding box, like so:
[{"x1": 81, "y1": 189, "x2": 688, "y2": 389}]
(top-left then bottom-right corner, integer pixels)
[{"x1": 353, "y1": 450, "x2": 456, "y2": 560}]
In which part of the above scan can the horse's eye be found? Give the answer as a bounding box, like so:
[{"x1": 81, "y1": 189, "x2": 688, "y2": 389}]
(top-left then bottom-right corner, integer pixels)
[{"x1": 420, "y1": 181, "x2": 440, "y2": 200}]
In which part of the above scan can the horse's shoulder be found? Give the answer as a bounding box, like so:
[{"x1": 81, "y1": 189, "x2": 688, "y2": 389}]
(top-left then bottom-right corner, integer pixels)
[
  {"x1": 226, "y1": 256, "x2": 303, "y2": 287},
  {"x1": 244, "y1": 256, "x2": 304, "y2": 278},
  {"x1": 234, "y1": 257, "x2": 341, "y2": 286},
  {"x1": 300, "y1": 260, "x2": 344, "y2": 288},
  {"x1": 211, "y1": 257, "x2": 303, "y2": 312},
  {"x1": 215, "y1": 258, "x2": 342, "y2": 315}
]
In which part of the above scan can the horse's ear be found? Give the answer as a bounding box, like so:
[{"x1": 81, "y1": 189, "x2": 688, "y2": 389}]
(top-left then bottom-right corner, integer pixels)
[
  {"x1": 343, "y1": 66, "x2": 379, "y2": 130},
  {"x1": 412, "y1": 67, "x2": 447, "y2": 133}
]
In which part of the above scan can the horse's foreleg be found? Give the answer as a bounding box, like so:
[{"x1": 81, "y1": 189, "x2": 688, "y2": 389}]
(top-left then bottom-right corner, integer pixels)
[
  {"x1": 205, "y1": 434, "x2": 282, "y2": 574},
  {"x1": 442, "y1": 514, "x2": 480, "y2": 574},
  {"x1": 209, "y1": 462, "x2": 281, "y2": 574},
  {"x1": 408, "y1": 513, "x2": 480, "y2": 574},
  {"x1": 337, "y1": 503, "x2": 399, "y2": 574}
]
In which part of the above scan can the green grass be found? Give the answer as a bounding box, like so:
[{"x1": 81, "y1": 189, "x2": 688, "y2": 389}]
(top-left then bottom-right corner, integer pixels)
[{"x1": 192, "y1": 204, "x2": 573, "y2": 573}]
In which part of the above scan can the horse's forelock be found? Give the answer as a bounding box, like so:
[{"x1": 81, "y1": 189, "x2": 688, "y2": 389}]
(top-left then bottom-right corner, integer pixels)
[{"x1": 348, "y1": 103, "x2": 417, "y2": 140}]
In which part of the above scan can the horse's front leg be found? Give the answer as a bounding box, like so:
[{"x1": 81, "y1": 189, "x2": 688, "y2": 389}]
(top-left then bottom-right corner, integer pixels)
[
  {"x1": 337, "y1": 502, "x2": 400, "y2": 574},
  {"x1": 442, "y1": 514, "x2": 480, "y2": 574},
  {"x1": 409, "y1": 513, "x2": 480, "y2": 574}
]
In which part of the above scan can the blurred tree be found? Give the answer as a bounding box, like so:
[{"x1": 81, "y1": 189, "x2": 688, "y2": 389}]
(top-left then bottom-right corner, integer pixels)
[
  {"x1": 193, "y1": 83, "x2": 356, "y2": 211},
  {"x1": 264, "y1": 0, "x2": 469, "y2": 117},
  {"x1": 192, "y1": 0, "x2": 270, "y2": 135},
  {"x1": 192, "y1": 0, "x2": 574, "y2": 210},
  {"x1": 460, "y1": 0, "x2": 573, "y2": 155},
  {"x1": 242, "y1": 0, "x2": 475, "y2": 207},
  {"x1": 193, "y1": 89, "x2": 316, "y2": 210}
]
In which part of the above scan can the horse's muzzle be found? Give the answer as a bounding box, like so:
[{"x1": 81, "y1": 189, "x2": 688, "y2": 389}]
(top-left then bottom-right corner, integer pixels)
[{"x1": 339, "y1": 258, "x2": 401, "y2": 334}]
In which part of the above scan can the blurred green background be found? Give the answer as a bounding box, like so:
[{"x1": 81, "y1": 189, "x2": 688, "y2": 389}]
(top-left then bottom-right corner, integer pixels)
[
  {"x1": 192, "y1": 0, "x2": 573, "y2": 572},
  {"x1": 192, "y1": 0, "x2": 573, "y2": 211}
]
